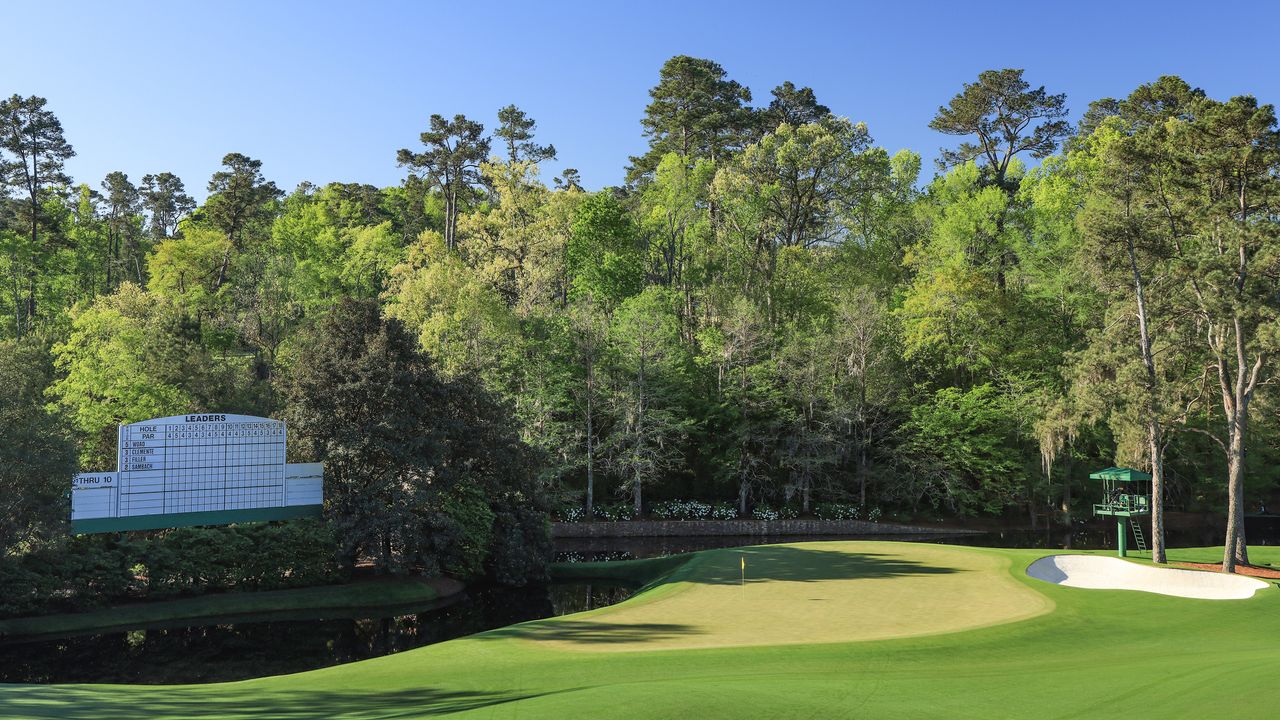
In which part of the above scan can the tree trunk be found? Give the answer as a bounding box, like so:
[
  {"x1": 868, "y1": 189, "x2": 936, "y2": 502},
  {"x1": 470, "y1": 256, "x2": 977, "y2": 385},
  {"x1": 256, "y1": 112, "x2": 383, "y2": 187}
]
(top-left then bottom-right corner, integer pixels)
[
  {"x1": 1126, "y1": 231, "x2": 1166, "y2": 563},
  {"x1": 857, "y1": 446, "x2": 868, "y2": 507},
  {"x1": 215, "y1": 246, "x2": 231, "y2": 289},
  {"x1": 1222, "y1": 408, "x2": 1249, "y2": 572},
  {"x1": 1148, "y1": 422, "x2": 1167, "y2": 563},
  {"x1": 585, "y1": 371, "x2": 594, "y2": 517},
  {"x1": 633, "y1": 469, "x2": 642, "y2": 517}
]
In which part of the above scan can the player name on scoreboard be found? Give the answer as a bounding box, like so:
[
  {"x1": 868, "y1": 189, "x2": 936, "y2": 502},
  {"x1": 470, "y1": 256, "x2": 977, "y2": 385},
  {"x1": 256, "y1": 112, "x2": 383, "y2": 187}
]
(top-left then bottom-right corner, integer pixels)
[{"x1": 71, "y1": 414, "x2": 323, "y2": 534}]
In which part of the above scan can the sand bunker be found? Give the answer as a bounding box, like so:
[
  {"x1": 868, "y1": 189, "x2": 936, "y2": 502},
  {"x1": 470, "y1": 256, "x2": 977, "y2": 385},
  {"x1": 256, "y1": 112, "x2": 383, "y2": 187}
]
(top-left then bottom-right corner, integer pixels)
[{"x1": 1027, "y1": 554, "x2": 1269, "y2": 600}]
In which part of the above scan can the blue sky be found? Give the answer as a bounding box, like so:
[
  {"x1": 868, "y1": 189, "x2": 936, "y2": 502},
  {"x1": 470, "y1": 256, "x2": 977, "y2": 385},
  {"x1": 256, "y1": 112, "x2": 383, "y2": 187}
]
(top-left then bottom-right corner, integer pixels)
[{"x1": 4, "y1": 1, "x2": 1278, "y2": 200}]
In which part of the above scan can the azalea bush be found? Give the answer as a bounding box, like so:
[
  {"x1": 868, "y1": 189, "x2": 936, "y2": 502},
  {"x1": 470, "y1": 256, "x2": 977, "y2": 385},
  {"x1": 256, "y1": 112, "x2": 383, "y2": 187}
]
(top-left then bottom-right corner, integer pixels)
[
  {"x1": 751, "y1": 504, "x2": 780, "y2": 521},
  {"x1": 813, "y1": 502, "x2": 862, "y2": 520},
  {"x1": 650, "y1": 500, "x2": 713, "y2": 520},
  {"x1": 593, "y1": 503, "x2": 636, "y2": 522},
  {"x1": 557, "y1": 506, "x2": 586, "y2": 522},
  {"x1": 710, "y1": 503, "x2": 738, "y2": 520}
]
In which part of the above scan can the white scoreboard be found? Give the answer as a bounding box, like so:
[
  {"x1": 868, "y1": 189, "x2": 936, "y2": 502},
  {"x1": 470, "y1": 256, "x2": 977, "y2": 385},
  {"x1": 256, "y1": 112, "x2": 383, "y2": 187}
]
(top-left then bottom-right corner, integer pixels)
[{"x1": 71, "y1": 414, "x2": 323, "y2": 534}]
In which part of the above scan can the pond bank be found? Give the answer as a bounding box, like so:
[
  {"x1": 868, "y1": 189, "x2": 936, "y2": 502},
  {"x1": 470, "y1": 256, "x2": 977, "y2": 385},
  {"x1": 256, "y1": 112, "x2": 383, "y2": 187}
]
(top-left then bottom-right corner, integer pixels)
[
  {"x1": 0, "y1": 575, "x2": 463, "y2": 642},
  {"x1": 552, "y1": 518, "x2": 983, "y2": 538}
]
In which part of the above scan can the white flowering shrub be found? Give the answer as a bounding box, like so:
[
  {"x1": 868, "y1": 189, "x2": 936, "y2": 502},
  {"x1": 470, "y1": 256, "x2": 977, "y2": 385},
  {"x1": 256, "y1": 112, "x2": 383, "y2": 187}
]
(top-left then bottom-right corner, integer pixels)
[
  {"x1": 650, "y1": 500, "x2": 713, "y2": 520},
  {"x1": 813, "y1": 503, "x2": 862, "y2": 520},
  {"x1": 752, "y1": 504, "x2": 781, "y2": 521},
  {"x1": 710, "y1": 502, "x2": 738, "y2": 520},
  {"x1": 594, "y1": 503, "x2": 636, "y2": 521}
]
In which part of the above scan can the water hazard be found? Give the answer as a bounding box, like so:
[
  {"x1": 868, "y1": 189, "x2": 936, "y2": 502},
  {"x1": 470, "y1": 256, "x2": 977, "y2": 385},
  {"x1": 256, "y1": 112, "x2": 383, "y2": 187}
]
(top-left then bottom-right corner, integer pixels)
[
  {"x1": 3, "y1": 518, "x2": 1269, "y2": 685},
  {"x1": 0, "y1": 582, "x2": 634, "y2": 685}
]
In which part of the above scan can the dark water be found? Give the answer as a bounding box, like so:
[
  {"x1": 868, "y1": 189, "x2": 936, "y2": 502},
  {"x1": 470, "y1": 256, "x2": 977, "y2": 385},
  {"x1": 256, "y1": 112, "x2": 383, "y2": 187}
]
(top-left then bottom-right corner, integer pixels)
[
  {"x1": 4, "y1": 516, "x2": 1272, "y2": 685},
  {"x1": 552, "y1": 520, "x2": 1250, "y2": 562},
  {"x1": 0, "y1": 582, "x2": 633, "y2": 685}
]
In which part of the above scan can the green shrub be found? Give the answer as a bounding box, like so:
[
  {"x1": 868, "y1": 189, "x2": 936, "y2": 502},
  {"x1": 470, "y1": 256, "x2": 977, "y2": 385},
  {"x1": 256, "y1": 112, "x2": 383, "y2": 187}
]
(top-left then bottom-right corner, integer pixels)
[
  {"x1": 485, "y1": 501, "x2": 552, "y2": 586},
  {"x1": 0, "y1": 520, "x2": 344, "y2": 619}
]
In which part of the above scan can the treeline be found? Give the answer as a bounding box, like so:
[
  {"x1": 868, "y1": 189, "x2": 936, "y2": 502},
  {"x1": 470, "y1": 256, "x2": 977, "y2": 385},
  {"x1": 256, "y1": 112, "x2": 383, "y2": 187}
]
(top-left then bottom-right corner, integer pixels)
[{"x1": 2, "y1": 59, "x2": 1279, "y2": 573}]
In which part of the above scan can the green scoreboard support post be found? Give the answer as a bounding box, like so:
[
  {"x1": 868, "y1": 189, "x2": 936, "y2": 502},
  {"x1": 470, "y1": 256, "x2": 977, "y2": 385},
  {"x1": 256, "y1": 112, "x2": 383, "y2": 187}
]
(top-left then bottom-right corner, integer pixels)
[{"x1": 1089, "y1": 467, "x2": 1151, "y2": 558}]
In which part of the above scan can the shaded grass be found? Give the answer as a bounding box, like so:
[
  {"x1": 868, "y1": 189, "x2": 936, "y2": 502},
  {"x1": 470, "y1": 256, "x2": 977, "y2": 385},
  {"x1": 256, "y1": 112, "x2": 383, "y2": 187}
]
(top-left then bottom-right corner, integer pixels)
[
  {"x1": 0, "y1": 576, "x2": 460, "y2": 641},
  {"x1": 4, "y1": 542, "x2": 1280, "y2": 719},
  {"x1": 548, "y1": 553, "x2": 691, "y2": 588}
]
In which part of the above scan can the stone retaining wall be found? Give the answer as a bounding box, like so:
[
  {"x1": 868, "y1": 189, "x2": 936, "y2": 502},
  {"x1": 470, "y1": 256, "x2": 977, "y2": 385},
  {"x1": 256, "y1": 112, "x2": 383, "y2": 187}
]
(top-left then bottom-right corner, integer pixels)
[{"x1": 551, "y1": 519, "x2": 982, "y2": 538}]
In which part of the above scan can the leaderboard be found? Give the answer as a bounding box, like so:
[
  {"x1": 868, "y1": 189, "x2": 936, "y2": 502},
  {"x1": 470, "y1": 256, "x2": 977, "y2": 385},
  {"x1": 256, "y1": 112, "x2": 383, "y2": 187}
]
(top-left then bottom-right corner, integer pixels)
[
  {"x1": 71, "y1": 413, "x2": 324, "y2": 533},
  {"x1": 117, "y1": 414, "x2": 287, "y2": 516}
]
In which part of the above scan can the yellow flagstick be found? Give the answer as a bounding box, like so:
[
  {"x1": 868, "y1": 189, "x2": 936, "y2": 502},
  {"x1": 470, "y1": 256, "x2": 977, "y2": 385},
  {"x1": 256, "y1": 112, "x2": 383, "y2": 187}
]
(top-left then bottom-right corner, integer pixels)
[{"x1": 740, "y1": 555, "x2": 746, "y2": 597}]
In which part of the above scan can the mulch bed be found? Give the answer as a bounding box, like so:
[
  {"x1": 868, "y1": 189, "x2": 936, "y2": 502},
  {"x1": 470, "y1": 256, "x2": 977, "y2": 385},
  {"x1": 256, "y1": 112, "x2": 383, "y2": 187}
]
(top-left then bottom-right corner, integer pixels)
[{"x1": 1174, "y1": 562, "x2": 1280, "y2": 579}]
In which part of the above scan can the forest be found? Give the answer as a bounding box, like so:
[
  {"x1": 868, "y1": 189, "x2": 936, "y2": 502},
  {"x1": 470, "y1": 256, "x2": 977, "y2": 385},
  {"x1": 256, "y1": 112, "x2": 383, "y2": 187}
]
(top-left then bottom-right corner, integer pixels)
[{"x1": 3, "y1": 57, "x2": 1279, "y2": 578}]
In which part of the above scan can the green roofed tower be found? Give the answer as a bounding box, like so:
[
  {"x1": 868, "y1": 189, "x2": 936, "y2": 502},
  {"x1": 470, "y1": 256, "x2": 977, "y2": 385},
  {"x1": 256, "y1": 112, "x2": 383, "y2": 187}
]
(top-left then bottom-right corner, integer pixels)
[{"x1": 1090, "y1": 467, "x2": 1151, "y2": 557}]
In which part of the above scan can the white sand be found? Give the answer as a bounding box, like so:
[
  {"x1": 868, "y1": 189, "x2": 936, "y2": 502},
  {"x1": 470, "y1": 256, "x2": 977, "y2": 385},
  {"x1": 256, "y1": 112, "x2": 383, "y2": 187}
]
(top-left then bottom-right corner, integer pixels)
[{"x1": 1026, "y1": 554, "x2": 1269, "y2": 600}]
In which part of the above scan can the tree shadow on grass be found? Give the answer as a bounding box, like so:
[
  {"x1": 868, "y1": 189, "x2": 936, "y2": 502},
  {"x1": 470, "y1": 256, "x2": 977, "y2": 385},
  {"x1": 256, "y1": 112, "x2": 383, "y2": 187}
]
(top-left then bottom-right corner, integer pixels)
[
  {"x1": 477, "y1": 620, "x2": 701, "y2": 645},
  {"x1": 692, "y1": 545, "x2": 962, "y2": 585},
  {"x1": 0, "y1": 685, "x2": 553, "y2": 720}
]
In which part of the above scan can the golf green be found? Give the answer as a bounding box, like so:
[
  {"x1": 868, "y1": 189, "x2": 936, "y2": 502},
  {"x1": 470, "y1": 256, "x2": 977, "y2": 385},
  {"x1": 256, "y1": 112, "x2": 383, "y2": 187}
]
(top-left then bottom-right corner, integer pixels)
[{"x1": 2, "y1": 541, "x2": 1277, "y2": 719}]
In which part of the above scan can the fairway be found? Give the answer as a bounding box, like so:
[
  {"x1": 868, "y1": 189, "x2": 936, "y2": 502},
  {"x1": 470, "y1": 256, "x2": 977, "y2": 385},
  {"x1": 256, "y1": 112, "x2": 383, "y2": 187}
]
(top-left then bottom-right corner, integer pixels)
[
  {"x1": 519, "y1": 542, "x2": 1052, "y2": 651},
  {"x1": 4, "y1": 541, "x2": 1280, "y2": 720}
]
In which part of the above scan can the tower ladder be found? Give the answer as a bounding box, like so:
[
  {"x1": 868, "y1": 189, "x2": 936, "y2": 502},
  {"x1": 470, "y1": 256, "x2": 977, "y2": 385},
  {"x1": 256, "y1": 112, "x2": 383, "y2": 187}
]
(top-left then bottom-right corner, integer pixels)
[{"x1": 1130, "y1": 519, "x2": 1148, "y2": 553}]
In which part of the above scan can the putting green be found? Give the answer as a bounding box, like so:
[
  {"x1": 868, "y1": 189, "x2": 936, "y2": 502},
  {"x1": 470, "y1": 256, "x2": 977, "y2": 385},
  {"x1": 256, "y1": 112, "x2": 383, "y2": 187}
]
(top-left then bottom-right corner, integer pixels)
[
  {"x1": 518, "y1": 542, "x2": 1052, "y2": 651},
  {"x1": 3, "y1": 541, "x2": 1279, "y2": 719}
]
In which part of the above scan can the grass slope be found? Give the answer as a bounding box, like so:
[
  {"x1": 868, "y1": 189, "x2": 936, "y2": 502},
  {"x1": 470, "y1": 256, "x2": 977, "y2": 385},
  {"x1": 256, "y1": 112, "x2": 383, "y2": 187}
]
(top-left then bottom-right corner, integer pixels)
[
  {"x1": 0, "y1": 576, "x2": 460, "y2": 640},
  {"x1": 3, "y1": 542, "x2": 1278, "y2": 719}
]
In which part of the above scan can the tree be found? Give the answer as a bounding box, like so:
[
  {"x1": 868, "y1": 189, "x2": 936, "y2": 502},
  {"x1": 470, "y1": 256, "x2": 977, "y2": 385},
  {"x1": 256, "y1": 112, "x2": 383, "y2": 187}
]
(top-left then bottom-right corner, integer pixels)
[
  {"x1": 49, "y1": 283, "x2": 232, "y2": 466},
  {"x1": 203, "y1": 153, "x2": 281, "y2": 288},
  {"x1": 386, "y1": 232, "x2": 523, "y2": 392},
  {"x1": 566, "y1": 192, "x2": 644, "y2": 307},
  {"x1": 282, "y1": 298, "x2": 449, "y2": 572},
  {"x1": 494, "y1": 104, "x2": 556, "y2": 163},
  {"x1": 639, "y1": 152, "x2": 713, "y2": 305},
  {"x1": 554, "y1": 168, "x2": 582, "y2": 191},
  {"x1": 700, "y1": 295, "x2": 780, "y2": 514},
  {"x1": 0, "y1": 94, "x2": 75, "y2": 335},
  {"x1": 1168, "y1": 93, "x2": 1280, "y2": 572},
  {"x1": 147, "y1": 225, "x2": 229, "y2": 314},
  {"x1": 760, "y1": 81, "x2": 831, "y2": 132},
  {"x1": 459, "y1": 160, "x2": 565, "y2": 314},
  {"x1": 566, "y1": 297, "x2": 609, "y2": 515},
  {"x1": 140, "y1": 172, "x2": 195, "y2": 239},
  {"x1": 101, "y1": 172, "x2": 144, "y2": 287},
  {"x1": 712, "y1": 118, "x2": 878, "y2": 323},
  {"x1": 898, "y1": 385, "x2": 1022, "y2": 515},
  {"x1": 397, "y1": 114, "x2": 490, "y2": 251},
  {"x1": 1073, "y1": 78, "x2": 1206, "y2": 564},
  {"x1": 282, "y1": 298, "x2": 548, "y2": 579},
  {"x1": 0, "y1": 337, "x2": 76, "y2": 552},
  {"x1": 629, "y1": 56, "x2": 753, "y2": 180},
  {"x1": 899, "y1": 161, "x2": 1025, "y2": 374},
  {"x1": 721, "y1": 118, "x2": 874, "y2": 250},
  {"x1": 930, "y1": 69, "x2": 1070, "y2": 190},
  {"x1": 603, "y1": 287, "x2": 691, "y2": 514},
  {"x1": 827, "y1": 286, "x2": 899, "y2": 506}
]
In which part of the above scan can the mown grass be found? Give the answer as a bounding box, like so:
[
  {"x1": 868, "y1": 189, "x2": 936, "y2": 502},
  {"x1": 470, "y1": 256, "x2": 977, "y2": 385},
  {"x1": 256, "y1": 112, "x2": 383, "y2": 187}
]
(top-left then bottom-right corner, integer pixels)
[{"x1": 2, "y1": 542, "x2": 1277, "y2": 719}]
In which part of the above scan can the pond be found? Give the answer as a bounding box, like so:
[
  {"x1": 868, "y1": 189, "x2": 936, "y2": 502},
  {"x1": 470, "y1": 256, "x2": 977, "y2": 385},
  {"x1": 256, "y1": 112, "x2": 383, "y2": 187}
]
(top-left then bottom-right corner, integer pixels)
[
  {"x1": 4, "y1": 517, "x2": 1271, "y2": 685},
  {"x1": 551, "y1": 521, "x2": 1256, "y2": 562},
  {"x1": 0, "y1": 582, "x2": 634, "y2": 685}
]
